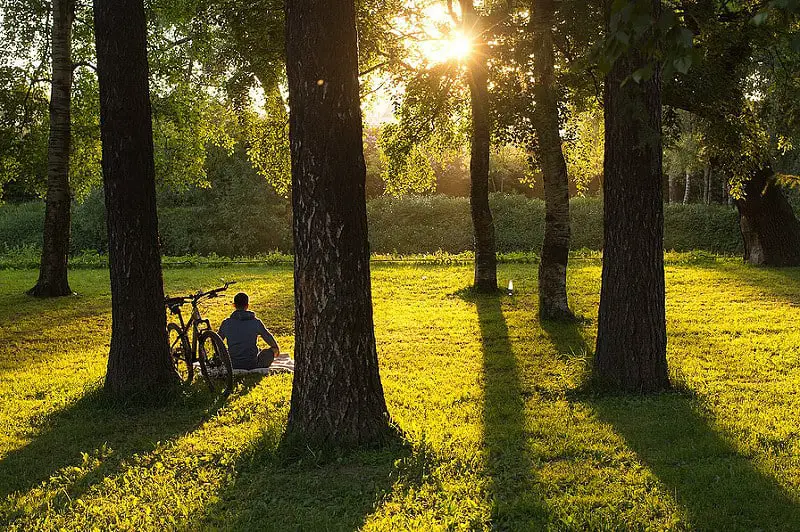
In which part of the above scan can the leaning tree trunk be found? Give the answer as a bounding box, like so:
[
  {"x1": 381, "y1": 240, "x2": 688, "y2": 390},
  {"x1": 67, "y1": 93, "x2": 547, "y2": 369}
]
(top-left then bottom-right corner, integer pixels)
[
  {"x1": 94, "y1": 0, "x2": 179, "y2": 401},
  {"x1": 284, "y1": 0, "x2": 393, "y2": 449},
  {"x1": 530, "y1": 0, "x2": 573, "y2": 320},
  {"x1": 28, "y1": 0, "x2": 74, "y2": 298},
  {"x1": 595, "y1": 0, "x2": 669, "y2": 393},
  {"x1": 683, "y1": 170, "x2": 691, "y2": 204},
  {"x1": 461, "y1": 0, "x2": 497, "y2": 292},
  {"x1": 736, "y1": 168, "x2": 800, "y2": 266}
]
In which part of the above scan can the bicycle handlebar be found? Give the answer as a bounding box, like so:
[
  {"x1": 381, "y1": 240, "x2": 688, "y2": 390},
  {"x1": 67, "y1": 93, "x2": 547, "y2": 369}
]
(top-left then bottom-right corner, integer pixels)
[{"x1": 165, "y1": 281, "x2": 236, "y2": 307}]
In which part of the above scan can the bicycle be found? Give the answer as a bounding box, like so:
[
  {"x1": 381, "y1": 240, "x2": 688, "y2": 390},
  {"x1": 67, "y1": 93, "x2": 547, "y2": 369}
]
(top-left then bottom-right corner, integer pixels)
[{"x1": 165, "y1": 281, "x2": 235, "y2": 395}]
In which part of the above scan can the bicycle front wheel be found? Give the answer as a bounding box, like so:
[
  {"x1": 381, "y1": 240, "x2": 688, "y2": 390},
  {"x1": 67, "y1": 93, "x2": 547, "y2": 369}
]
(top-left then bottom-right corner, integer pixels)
[
  {"x1": 167, "y1": 323, "x2": 193, "y2": 384},
  {"x1": 197, "y1": 331, "x2": 233, "y2": 395}
]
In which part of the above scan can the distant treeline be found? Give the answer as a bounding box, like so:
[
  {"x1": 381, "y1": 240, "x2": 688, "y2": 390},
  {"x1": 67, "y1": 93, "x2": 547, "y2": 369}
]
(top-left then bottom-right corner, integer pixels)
[{"x1": 0, "y1": 193, "x2": 744, "y2": 256}]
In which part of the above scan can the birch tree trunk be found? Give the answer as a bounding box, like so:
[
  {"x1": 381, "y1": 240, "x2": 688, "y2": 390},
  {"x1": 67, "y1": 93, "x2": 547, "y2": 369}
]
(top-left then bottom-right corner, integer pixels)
[
  {"x1": 683, "y1": 170, "x2": 691, "y2": 204},
  {"x1": 461, "y1": 0, "x2": 497, "y2": 292},
  {"x1": 530, "y1": 0, "x2": 574, "y2": 320},
  {"x1": 28, "y1": 0, "x2": 75, "y2": 298},
  {"x1": 284, "y1": 0, "x2": 393, "y2": 449}
]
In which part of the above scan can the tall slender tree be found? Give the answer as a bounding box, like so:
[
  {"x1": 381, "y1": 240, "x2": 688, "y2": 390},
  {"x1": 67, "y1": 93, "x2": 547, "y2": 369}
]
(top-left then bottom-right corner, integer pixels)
[
  {"x1": 94, "y1": 0, "x2": 179, "y2": 400},
  {"x1": 459, "y1": 0, "x2": 497, "y2": 292},
  {"x1": 530, "y1": 0, "x2": 574, "y2": 320},
  {"x1": 594, "y1": 0, "x2": 669, "y2": 392},
  {"x1": 284, "y1": 0, "x2": 393, "y2": 448},
  {"x1": 28, "y1": 0, "x2": 75, "y2": 297}
]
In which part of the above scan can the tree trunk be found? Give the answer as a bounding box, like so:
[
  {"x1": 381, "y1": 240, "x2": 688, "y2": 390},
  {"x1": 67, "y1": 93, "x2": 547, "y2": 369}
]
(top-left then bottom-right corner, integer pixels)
[
  {"x1": 530, "y1": 0, "x2": 573, "y2": 321},
  {"x1": 461, "y1": 0, "x2": 497, "y2": 292},
  {"x1": 595, "y1": 0, "x2": 669, "y2": 393},
  {"x1": 28, "y1": 0, "x2": 74, "y2": 298},
  {"x1": 736, "y1": 168, "x2": 800, "y2": 266},
  {"x1": 703, "y1": 164, "x2": 711, "y2": 205},
  {"x1": 683, "y1": 170, "x2": 691, "y2": 204},
  {"x1": 94, "y1": 0, "x2": 179, "y2": 401},
  {"x1": 284, "y1": 0, "x2": 392, "y2": 449},
  {"x1": 668, "y1": 173, "x2": 678, "y2": 203}
]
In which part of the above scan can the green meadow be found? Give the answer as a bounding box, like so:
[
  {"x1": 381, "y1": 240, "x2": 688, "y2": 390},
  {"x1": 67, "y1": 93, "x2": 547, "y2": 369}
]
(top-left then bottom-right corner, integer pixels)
[{"x1": 2, "y1": 257, "x2": 800, "y2": 530}]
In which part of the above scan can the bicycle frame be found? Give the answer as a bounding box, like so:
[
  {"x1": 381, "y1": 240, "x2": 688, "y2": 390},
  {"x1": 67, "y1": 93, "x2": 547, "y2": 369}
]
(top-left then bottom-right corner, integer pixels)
[{"x1": 169, "y1": 302, "x2": 214, "y2": 361}]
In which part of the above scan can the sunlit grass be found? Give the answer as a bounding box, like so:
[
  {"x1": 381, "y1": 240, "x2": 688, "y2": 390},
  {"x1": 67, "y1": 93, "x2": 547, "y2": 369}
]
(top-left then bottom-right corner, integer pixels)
[{"x1": 2, "y1": 258, "x2": 800, "y2": 529}]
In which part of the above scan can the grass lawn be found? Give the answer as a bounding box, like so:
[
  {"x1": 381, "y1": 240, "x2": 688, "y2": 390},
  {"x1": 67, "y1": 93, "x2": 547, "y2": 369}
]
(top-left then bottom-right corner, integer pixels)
[{"x1": 2, "y1": 257, "x2": 800, "y2": 530}]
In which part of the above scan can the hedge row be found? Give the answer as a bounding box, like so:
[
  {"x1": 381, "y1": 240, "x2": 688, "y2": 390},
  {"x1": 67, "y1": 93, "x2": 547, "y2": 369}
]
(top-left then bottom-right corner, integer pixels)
[{"x1": 0, "y1": 194, "x2": 744, "y2": 256}]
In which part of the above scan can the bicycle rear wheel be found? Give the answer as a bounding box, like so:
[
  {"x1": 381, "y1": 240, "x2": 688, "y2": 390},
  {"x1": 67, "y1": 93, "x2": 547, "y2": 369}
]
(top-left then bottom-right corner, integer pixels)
[
  {"x1": 198, "y1": 331, "x2": 233, "y2": 395},
  {"x1": 167, "y1": 323, "x2": 193, "y2": 383}
]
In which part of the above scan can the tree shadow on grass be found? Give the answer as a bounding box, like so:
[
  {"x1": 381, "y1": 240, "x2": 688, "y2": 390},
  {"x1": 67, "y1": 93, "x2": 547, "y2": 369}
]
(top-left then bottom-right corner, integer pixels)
[
  {"x1": 540, "y1": 317, "x2": 591, "y2": 362},
  {"x1": 0, "y1": 380, "x2": 259, "y2": 526},
  {"x1": 470, "y1": 291, "x2": 550, "y2": 528},
  {"x1": 542, "y1": 318, "x2": 800, "y2": 529},
  {"x1": 592, "y1": 394, "x2": 800, "y2": 530},
  {"x1": 195, "y1": 426, "x2": 409, "y2": 529},
  {"x1": 695, "y1": 261, "x2": 800, "y2": 305}
]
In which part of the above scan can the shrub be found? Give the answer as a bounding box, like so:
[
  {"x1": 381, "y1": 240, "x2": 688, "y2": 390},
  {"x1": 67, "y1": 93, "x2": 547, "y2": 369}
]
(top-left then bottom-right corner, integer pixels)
[{"x1": 0, "y1": 193, "x2": 747, "y2": 257}]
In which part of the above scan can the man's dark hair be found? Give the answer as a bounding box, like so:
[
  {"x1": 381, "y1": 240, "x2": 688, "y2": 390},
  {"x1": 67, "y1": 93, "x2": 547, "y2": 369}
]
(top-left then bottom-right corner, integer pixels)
[{"x1": 233, "y1": 292, "x2": 249, "y2": 309}]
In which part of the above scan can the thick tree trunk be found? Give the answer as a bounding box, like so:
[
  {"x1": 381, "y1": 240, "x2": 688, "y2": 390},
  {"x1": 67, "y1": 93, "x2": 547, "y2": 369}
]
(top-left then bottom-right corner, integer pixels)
[
  {"x1": 94, "y1": 0, "x2": 179, "y2": 401},
  {"x1": 28, "y1": 0, "x2": 74, "y2": 298},
  {"x1": 461, "y1": 0, "x2": 497, "y2": 292},
  {"x1": 668, "y1": 173, "x2": 678, "y2": 203},
  {"x1": 595, "y1": 0, "x2": 669, "y2": 393},
  {"x1": 683, "y1": 170, "x2": 691, "y2": 204},
  {"x1": 530, "y1": 0, "x2": 573, "y2": 320},
  {"x1": 284, "y1": 0, "x2": 392, "y2": 449},
  {"x1": 736, "y1": 168, "x2": 800, "y2": 266}
]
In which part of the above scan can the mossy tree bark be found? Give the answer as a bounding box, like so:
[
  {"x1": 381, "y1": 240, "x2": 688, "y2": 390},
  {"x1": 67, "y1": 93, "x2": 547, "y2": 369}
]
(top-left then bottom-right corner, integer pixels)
[
  {"x1": 530, "y1": 0, "x2": 574, "y2": 321},
  {"x1": 284, "y1": 0, "x2": 393, "y2": 449},
  {"x1": 461, "y1": 0, "x2": 498, "y2": 292},
  {"x1": 594, "y1": 0, "x2": 669, "y2": 393},
  {"x1": 28, "y1": 0, "x2": 74, "y2": 298},
  {"x1": 736, "y1": 168, "x2": 800, "y2": 266},
  {"x1": 94, "y1": 0, "x2": 179, "y2": 401}
]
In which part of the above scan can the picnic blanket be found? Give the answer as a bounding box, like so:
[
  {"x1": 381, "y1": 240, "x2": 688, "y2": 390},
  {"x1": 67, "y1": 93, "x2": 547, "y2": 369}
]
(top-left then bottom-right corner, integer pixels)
[{"x1": 198, "y1": 354, "x2": 294, "y2": 377}]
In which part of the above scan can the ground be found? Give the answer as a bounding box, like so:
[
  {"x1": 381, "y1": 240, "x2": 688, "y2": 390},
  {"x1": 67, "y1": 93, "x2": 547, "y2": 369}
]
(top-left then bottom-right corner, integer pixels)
[{"x1": 1, "y1": 257, "x2": 800, "y2": 530}]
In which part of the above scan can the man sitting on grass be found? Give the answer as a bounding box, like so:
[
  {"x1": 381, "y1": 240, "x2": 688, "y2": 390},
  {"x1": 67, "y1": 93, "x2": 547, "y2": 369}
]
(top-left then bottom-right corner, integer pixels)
[{"x1": 218, "y1": 292, "x2": 280, "y2": 370}]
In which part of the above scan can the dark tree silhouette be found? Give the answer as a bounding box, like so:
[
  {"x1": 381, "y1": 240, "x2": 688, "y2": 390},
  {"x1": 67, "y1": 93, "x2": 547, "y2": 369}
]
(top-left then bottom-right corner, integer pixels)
[
  {"x1": 594, "y1": 0, "x2": 670, "y2": 392},
  {"x1": 460, "y1": 0, "x2": 497, "y2": 292},
  {"x1": 28, "y1": 0, "x2": 74, "y2": 298},
  {"x1": 284, "y1": 0, "x2": 393, "y2": 448},
  {"x1": 736, "y1": 168, "x2": 800, "y2": 266},
  {"x1": 94, "y1": 0, "x2": 179, "y2": 400}
]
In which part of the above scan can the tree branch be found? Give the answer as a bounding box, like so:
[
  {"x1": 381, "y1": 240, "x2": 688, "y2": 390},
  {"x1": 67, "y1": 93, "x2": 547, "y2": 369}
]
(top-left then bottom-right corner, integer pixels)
[{"x1": 72, "y1": 60, "x2": 97, "y2": 72}]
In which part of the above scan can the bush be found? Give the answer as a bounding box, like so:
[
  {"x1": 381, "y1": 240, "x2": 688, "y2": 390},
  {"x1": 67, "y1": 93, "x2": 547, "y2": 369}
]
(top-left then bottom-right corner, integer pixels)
[{"x1": 0, "y1": 193, "x2": 747, "y2": 257}]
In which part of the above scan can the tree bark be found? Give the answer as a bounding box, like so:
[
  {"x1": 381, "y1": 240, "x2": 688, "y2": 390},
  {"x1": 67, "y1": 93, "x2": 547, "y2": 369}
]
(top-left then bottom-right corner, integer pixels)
[
  {"x1": 703, "y1": 164, "x2": 711, "y2": 205},
  {"x1": 530, "y1": 0, "x2": 573, "y2": 320},
  {"x1": 736, "y1": 168, "x2": 800, "y2": 266},
  {"x1": 683, "y1": 170, "x2": 691, "y2": 204},
  {"x1": 595, "y1": 0, "x2": 669, "y2": 393},
  {"x1": 28, "y1": 0, "x2": 74, "y2": 298},
  {"x1": 284, "y1": 0, "x2": 392, "y2": 449},
  {"x1": 461, "y1": 0, "x2": 498, "y2": 292},
  {"x1": 94, "y1": 0, "x2": 179, "y2": 401}
]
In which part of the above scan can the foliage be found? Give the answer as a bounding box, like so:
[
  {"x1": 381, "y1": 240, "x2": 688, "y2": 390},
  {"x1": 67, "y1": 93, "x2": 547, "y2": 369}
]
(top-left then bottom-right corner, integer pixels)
[
  {"x1": 663, "y1": 109, "x2": 707, "y2": 179},
  {"x1": 0, "y1": 194, "x2": 749, "y2": 256},
  {"x1": 563, "y1": 101, "x2": 604, "y2": 195},
  {"x1": 3, "y1": 263, "x2": 800, "y2": 528}
]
